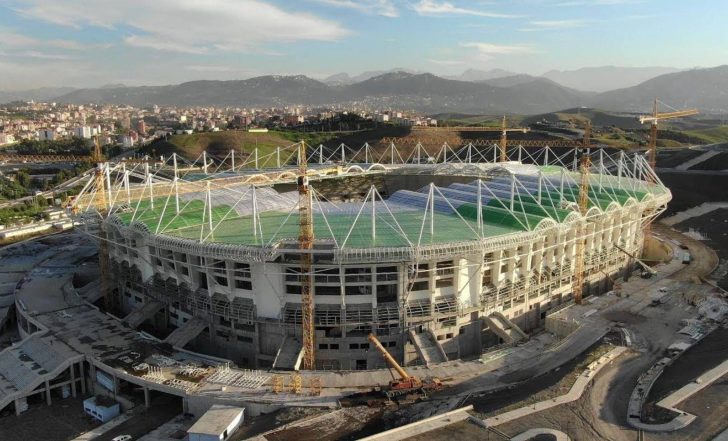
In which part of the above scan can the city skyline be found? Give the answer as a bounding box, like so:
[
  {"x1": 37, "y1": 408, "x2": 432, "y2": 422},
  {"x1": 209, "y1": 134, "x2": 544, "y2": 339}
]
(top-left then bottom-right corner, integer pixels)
[{"x1": 0, "y1": 0, "x2": 727, "y2": 90}]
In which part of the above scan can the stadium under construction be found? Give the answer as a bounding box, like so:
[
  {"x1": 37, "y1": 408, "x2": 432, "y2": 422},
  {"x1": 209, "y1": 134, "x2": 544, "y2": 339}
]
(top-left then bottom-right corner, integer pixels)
[{"x1": 67, "y1": 142, "x2": 670, "y2": 372}]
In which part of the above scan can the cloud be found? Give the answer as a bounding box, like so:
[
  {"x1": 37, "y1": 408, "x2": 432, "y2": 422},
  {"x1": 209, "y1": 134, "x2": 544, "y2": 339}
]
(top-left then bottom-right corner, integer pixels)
[
  {"x1": 518, "y1": 19, "x2": 588, "y2": 31},
  {"x1": 412, "y1": 0, "x2": 518, "y2": 18},
  {"x1": 554, "y1": 0, "x2": 640, "y2": 6},
  {"x1": 13, "y1": 0, "x2": 350, "y2": 54},
  {"x1": 0, "y1": 28, "x2": 94, "y2": 50},
  {"x1": 17, "y1": 50, "x2": 79, "y2": 60},
  {"x1": 0, "y1": 58, "x2": 99, "y2": 90},
  {"x1": 123, "y1": 35, "x2": 208, "y2": 55},
  {"x1": 427, "y1": 59, "x2": 466, "y2": 66},
  {"x1": 184, "y1": 65, "x2": 262, "y2": 75},
  {"x1": 315, "y1": 0, "x2": 398, "y2": 17},
  {"x1": 460, "y1": 42, "x2": 534, "y2": 55}
]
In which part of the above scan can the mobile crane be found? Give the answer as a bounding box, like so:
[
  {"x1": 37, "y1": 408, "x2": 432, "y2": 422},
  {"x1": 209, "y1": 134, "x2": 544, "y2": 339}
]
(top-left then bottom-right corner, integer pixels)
[{"x1": 368, "y1": 333, "x2": 443, "y2": 398}]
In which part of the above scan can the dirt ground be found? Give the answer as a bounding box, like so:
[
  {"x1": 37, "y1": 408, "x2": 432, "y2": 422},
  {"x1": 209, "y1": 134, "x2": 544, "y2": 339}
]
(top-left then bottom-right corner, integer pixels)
[
  {"x1": 653, "y1": 222, "x2": 719, "y2": 282},
  {"x1": 673, "y1": 208, "x2": 728, "y2": 288},
  {"x1": 489, "y1": 348, "x2": 728, "y2": 441},
  {"x1": 231, "y1": 407, "x2": 324, "y2": 440},
  {"x1": 0, "y1": 396, "x2": 100, "y2": 441},
  {"x1": 646, "y1": 326, "x2": 728, "y2": 406},
  {"x1": 261, "y1": 407, "x2": 382, "y2": 441},
  {"x1": 94, "y1": 395, "x2": 182, "y2": 441},
  {"x1": 467, "y1": 341, "x2": 615, "y2": 417}
]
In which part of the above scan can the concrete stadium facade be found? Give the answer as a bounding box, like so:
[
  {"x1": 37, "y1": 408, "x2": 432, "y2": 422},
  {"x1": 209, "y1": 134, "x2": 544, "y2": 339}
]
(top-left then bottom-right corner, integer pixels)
[{"x1": 97, "y1": 146, "x2": 670, "y2": 370}]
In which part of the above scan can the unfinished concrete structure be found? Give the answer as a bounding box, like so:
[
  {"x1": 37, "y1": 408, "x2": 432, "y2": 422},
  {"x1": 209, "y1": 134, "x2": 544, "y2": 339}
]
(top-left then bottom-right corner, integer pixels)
[{"x1": 73, "y1": 143, "x2": 671, "y2": 370}]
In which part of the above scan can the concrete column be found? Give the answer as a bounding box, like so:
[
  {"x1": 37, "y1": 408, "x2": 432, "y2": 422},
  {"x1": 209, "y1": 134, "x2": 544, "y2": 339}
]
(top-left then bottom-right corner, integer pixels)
[
  {"x1": 70, "y1": 364, "x2": 77, "y2": 398},
  {"x1": 182, "y1": 398, "x2": 189, "y2": 413},
  {"x1": 143, "y1": 387, "x2": 151, "y2": 408},
  {"x1": 112, "y1": 374, "x2": 118, "y2": 399},
  {"x1": 45, "y1": 380, "x2": 52, "y2": 405},
  {"x1": 14, "y1": 398, "x2": 24, "y2": 416},
  {"x1": 88, "y1": 363, "x2": 96, "y2": 395},
  {"x1": 80, "y1": 362, "x2": 87, "y2": 395}
]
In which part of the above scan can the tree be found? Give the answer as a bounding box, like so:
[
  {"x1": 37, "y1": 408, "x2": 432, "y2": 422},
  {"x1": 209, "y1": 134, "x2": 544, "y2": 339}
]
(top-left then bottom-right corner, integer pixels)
[{"x1": 16, "y1": 171, "x2": 30, "y2": 188}]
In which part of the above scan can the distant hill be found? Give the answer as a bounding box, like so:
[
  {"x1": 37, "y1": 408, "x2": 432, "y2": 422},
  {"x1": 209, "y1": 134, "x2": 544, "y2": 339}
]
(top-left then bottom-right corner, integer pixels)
[
  {"x1": 445, "y1": 68, "x2": 518, "y2": 82},
  {"x1": 58, "y1": 75, "x2": 337, "y2": 107},
  {"x1": 322, "y1": 68, "x2": 420, "y2": 85},
  {"x1": 0, "y1": 86, "x2": 78, "y2": 104},
  {"x1": 51, "y1": 66, "x2": 728, "y2": 115},
  {"x1": 55, "y1": 71, "x2": 591, "y2": 114},
  {"x1": 481, "y1": 74, "x2": 540, "y2": 88},
  {"x1": 591, "y1": 65, "x2": 728, "y2": 112},
  {"x1": 521, "y1": 108, "x2": 644, "y2": 129},
  {"x1": 542, "y1": 66, "x2": 682, "y2": 92},
  {"x1": 344, "y1": 72, "x2": 591, "y2": 114}
]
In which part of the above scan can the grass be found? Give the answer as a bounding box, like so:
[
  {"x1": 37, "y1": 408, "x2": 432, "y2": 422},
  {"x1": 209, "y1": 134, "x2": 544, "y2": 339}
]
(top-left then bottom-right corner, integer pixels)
[
  {"x1": 138, "y1": 121, "x2": 728, "y2": 166},
  {"x1": 681, "y1": 125, "x2": 728, "y2": 144},
  {"x1": 141, "y1": 130, "x2": 340, "y2": 162}
]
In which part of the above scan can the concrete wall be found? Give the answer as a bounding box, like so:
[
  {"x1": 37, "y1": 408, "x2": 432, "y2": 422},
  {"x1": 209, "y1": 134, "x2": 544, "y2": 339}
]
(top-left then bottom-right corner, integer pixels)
[
  {"x1": 545, "y1": 316, "x2": 580, "y2": 339},
  {"x1": 186, "y1": 394, "x2": 283, "y2": 418}
]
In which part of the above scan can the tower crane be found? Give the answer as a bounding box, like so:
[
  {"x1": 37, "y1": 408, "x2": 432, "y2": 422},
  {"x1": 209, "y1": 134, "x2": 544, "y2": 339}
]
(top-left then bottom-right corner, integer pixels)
[
  {"x1": 638, "y1": 100, "x2": 698, "y2": 251},
  {"x1": 638, "y1": 99, "x2": 699, "y2": 175},
  {"x1": 573, "y1": 150, "x2": 591, "y2": 304},
  {"x1": 298, "y1": 141, "x2": 316, "y2": 370}
]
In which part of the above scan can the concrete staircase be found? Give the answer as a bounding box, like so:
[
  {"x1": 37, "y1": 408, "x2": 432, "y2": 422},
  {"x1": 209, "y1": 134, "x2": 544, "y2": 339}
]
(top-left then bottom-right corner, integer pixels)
[
  {"x1": 123, "y1": 300, "x2": 164, "y2": 328},
  {"x1": 75, "y1": 279, "x2": 103, "y2": 304},
  {"x1": 409, "y1": 330, "x2": 448, "y2": 366},
  {"x1": 273, "y1": 337, "x2": 303, "y2": 371},
  {"x1": 484, "y1": 312, "x2": 528, "y2": 344},
  {"x1": 164, "y1": 317, "x2": 208, "y2": 348},
  {"x1": 676, "y1": 150, "x2": 721, "y2": 170}
]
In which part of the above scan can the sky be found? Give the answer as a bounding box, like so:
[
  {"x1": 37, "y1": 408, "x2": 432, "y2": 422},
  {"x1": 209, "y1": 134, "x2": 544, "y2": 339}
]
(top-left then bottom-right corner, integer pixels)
[{"x1": 0, "y1": 0, "x2": 727, "y2": 90}]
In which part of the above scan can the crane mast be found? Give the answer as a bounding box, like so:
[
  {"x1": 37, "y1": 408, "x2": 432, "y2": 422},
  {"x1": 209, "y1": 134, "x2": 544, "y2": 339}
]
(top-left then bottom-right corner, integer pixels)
[
  {"x1": 298, "y1": 141, "x2": 316, "y2": 370},
  {"x1": 639, "y1": 99, "x2": 699, "y2": 178},
  {"x1": 573, "y1": 151, "x2": 591, "y2": 304},
  {"x1": 638, "y1": 100, "x2": 698, "y2": 254},
  {"x1": 92, "y1": 137, "x2": 113, "y2": 312},
  {"x1": 498, "y1": 116, "x2": 530, "y2": 162}
]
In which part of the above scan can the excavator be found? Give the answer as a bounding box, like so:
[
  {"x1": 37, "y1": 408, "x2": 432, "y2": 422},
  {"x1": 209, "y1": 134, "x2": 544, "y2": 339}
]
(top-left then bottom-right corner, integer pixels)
[{"x1": 367, "y1": 333, "x2": 443, "y2": 399}]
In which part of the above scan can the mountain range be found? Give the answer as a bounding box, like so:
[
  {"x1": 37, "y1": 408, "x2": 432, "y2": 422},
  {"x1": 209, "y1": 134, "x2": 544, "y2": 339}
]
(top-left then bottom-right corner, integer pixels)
[
  {"x1": 541, "y1": 66, "x2": 683, "y2": 92},
  {"x1": 5, "y1": 65, "x2": 727, "y2": 115},
  {"x1": 0, "y1": 87, "x2": 78, "y2": 104}
]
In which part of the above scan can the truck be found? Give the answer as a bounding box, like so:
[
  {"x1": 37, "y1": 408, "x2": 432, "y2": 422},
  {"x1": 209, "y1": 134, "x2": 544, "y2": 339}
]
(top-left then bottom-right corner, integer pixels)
[
  {"x1": 368, "y1": 333, "x2": 443, "y2": 399},
  {"x1": 682, "y1": 252, "x2": 691, "y2": 264}
]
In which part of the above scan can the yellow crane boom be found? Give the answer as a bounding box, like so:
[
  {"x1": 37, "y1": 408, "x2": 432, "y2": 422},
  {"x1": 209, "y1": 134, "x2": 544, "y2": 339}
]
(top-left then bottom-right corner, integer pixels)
[
  {"x1": 368, "y1": 333, "x2": 411, "y2": 381},
  {"x1": 638, "y1": 99, "x2": 699, "y2": 174}
]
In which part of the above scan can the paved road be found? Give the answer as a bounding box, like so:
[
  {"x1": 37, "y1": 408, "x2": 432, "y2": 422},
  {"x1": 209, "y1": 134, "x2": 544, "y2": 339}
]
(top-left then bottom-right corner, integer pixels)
[{"x1": 94, "y1": 395, "x2": 181, "y2": 441}]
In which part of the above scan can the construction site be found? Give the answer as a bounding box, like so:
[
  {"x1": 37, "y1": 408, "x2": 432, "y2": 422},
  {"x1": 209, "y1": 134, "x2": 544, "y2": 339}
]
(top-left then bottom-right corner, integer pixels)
[{"x1": 1, "y1": 110, "x2": 728, "y2": 441}]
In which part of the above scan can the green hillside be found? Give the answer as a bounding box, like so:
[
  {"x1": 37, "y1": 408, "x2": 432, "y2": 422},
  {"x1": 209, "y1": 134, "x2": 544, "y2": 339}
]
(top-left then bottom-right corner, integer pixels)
[{"x1": 140, "y1": 130, "x2": 338, "y2": 160}]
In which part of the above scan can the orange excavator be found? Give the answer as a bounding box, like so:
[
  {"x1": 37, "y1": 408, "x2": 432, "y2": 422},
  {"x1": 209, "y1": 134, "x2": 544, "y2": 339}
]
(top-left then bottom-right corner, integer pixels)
[{"x1": 368, "y1": 333, "x2": 443, "y2": 399}]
